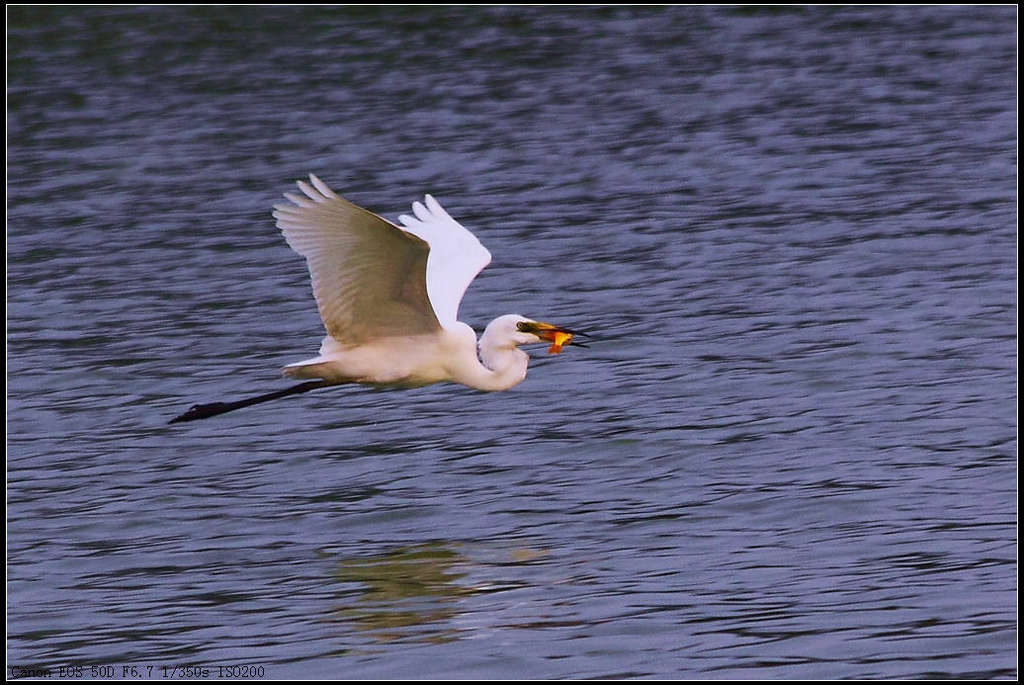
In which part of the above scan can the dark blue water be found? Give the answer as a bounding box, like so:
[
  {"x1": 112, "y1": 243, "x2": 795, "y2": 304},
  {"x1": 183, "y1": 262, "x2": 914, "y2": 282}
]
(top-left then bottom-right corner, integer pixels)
[{"x1": 7, "y1": 6, "x2": 1017, "y2": 679}]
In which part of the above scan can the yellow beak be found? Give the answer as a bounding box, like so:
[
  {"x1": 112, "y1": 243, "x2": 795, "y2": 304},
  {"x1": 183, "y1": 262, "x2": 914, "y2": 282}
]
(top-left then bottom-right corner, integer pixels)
[{"x1": 517, "y1": 321, "x2": 588, "y2": 354}]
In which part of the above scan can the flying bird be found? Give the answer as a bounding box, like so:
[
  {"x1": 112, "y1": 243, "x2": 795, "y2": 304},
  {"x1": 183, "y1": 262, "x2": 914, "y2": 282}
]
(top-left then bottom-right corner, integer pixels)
[{"x1": 169, "y1": 175, "x2": 586, "y2": 423}]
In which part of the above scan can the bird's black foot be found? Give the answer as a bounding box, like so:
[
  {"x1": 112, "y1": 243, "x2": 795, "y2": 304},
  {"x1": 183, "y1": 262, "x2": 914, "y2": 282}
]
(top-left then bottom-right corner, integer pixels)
[
  {"x1": 168, "y1": 380, "x2": 332, "y2": 424},
  {"x1": 168, "y1": 402, "x2": 232, "y2": 424}
]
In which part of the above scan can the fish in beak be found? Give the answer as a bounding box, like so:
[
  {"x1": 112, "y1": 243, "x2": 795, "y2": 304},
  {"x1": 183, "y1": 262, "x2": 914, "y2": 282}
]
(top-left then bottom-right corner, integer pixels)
[{"x1": 517, "y1": 321, "x2": 590, "y2": 354}]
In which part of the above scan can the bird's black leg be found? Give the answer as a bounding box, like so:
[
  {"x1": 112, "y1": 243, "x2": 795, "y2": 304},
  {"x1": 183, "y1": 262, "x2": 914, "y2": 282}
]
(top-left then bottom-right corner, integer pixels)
[{"x1": 168, "y1": 380, "x2": 333, "y2": 424}]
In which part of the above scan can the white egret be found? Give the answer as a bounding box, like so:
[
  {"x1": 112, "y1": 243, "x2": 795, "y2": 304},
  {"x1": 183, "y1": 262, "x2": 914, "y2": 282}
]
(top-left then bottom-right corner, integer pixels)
[{"x1": 169, "y1": 175, "x2": 586, "y2": 423}]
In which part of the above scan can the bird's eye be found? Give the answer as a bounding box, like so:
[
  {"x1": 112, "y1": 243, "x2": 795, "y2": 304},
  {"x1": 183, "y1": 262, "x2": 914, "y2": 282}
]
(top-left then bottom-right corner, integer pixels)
[{"x1": 516, "y1": 321, "x2": 531, "y2": 332}]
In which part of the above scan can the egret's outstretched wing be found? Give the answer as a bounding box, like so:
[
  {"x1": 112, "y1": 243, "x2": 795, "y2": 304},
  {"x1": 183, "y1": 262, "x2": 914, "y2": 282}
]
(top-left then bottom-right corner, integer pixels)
[
  {"x1": 273, "y1": 175, "x2": 440, "y2": 345},
  {"x1": 398, "y1": 195, "x2": 492, "y2": 329}
]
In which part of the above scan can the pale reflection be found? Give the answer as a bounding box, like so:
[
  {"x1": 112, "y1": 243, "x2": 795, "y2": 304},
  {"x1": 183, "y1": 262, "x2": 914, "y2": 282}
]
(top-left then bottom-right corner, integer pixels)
[
  {"x1": 330, "y1": 540, "x2": 548, "y2": 645},
  {"x1": 331, "y1": 542, "x2": 472, "y2": 644}
]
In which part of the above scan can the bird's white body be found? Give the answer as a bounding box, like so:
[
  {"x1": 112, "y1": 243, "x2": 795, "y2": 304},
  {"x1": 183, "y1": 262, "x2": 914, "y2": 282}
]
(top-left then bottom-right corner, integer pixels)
[
  {"x1": 272, "y1": 176, "x2": 576, "y2": 393},
  {"x1": 283, "y1": 319, "x2": 528, "y2": 391},
  {"x1": 283, "y1": 328, "x2": 473, "y2": 387}
]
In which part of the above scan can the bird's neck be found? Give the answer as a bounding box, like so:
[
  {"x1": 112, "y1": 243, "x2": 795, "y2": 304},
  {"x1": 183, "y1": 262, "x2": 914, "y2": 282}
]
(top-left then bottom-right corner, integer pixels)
[
  {"x1": 471, "y1": 336, "x2": 529, "y2": 392},
  {"x1": 442, "y1": 321, "x2": 529, "y2": 392}
]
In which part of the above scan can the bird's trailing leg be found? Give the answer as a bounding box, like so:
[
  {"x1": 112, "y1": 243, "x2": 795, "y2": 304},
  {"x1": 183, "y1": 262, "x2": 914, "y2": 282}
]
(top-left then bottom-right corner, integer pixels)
[{"x1": 168, "y1": 380, "x2": 333, "y2": 424}]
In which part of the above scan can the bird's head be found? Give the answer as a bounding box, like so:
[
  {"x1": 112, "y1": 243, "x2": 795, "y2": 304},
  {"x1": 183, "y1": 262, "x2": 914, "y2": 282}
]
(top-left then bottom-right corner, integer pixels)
[{"x1": 480, "y1": 315, "x2": 588, "y2": 354}]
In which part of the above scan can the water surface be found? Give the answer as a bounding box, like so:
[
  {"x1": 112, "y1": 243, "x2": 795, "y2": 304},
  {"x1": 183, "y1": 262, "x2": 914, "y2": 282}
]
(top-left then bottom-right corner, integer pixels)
[{"x1": 7, "y1": 6, "x2": 1017, "y2": 679}]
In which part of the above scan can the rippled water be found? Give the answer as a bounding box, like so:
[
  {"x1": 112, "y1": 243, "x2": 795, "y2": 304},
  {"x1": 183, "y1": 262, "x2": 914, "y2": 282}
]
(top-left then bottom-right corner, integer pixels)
[{"x1": 7, "y1": 6, "x2": 1017, "y2": 679}]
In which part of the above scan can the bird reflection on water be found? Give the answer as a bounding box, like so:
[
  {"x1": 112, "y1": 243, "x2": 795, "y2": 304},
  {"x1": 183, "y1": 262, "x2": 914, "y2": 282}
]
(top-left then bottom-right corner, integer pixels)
[{"x1": 329, "y1": 542, "x2": 549, "y2": 645}]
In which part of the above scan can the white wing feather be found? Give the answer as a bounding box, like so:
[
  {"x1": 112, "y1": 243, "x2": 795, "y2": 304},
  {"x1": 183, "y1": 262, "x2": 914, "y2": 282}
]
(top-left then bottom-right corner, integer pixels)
[
  {"x1": 273, "y1": 175, "x2": 441, "y2": 345},
  {"x1": 273, "y1": 175, "x2": 491, "y2": 346},
  {"x1": 398, "y1": 194, "x2": 492, "y2": 329}
]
